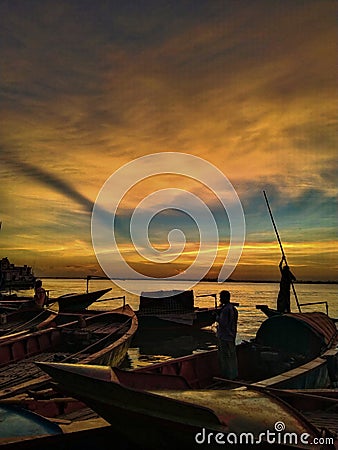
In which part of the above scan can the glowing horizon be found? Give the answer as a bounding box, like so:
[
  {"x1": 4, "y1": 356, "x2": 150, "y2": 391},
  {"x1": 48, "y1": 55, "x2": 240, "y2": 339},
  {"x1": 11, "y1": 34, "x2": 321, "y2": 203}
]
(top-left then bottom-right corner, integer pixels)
[{"x1": 0, "y1": 1, "x2": 336, "y2": 282}]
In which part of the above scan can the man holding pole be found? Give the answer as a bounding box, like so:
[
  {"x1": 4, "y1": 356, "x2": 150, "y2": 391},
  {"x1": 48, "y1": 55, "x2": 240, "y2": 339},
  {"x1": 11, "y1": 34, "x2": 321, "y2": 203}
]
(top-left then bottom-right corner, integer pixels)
[
  {"x1": 277, "y1": 256, "x2": 296, "y2": 313},
  {"x1": 263, "y1": 190, "x2": 301, "y2": 313}
]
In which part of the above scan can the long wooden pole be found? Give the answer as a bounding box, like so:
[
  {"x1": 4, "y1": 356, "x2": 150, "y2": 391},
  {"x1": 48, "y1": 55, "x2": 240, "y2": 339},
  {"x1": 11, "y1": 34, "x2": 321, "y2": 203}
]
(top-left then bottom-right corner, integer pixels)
[{"x1": 263, "y1": 191, "x2": 301, "y2": 312}]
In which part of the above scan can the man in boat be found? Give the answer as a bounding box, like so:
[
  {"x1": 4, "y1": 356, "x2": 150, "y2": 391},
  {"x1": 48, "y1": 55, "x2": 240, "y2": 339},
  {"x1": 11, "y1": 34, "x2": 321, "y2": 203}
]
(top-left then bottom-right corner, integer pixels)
[
  {"x1": 216, "y1": 290, "x2": 238, "y2": 380},
  {"x1": 34, "y1": 279, "x2": 47, "y2": 308},
  {"x1": 277, "y1": 256, "x2": 296, "y2": 313}
]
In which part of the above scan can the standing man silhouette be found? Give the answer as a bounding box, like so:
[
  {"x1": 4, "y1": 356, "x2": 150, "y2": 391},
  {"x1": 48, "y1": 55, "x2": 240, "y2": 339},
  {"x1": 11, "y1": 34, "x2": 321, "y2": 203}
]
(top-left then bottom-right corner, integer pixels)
[
  {"x1": 277, "y1": 256, "x2": 296, "y2": 313},
  {"x1": 216, "y1": 290, "x2": 238, "y2": 380}
]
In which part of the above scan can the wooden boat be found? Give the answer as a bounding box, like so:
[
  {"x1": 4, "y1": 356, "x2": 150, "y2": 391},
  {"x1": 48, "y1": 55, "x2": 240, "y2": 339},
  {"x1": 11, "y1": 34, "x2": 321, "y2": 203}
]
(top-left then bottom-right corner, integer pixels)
[
  {"x1": 0, "y1": 288, "x2": 112, "y2": 313},
  {"x1": 1, "y1": 311, "x2": 336, "y2": 448},
  {"x1": 7, "y1": 370, "x2": 336, "y2": 420},
  {"x1": 1, "y1": 366, "x2": 336, "y2": 447},
  {"x1": 37, "y1": 361, "x2": 335, "y2": 449},
  {"x1": 0, "y1": 305, "x2": 138, "y2": 394},
  {"x1": 53, "y1": 288, "x2": 112, "y2": 312},
  {"x1": 19, "y1": 385, "x2": 331, "y2": 450},
  {"x1": 136, "y1": 290, "x2": 218, "y2": 329},
  {"x1": 31, "y1": 312, "x2": 337, "y2": 447},
  {"x1": 1, "y1": 309, "x2": 335, "y2": 398},
  {"x1": 256, "y1": 304, "x2": 338, "y2": 324},
  {"x1": 256, "y1": 304, "x2": 281, "y2": 318},
  {"x1": 131, "y1": 311, "x2": 338, "y2": 391},
  {"x1": 0, "y1": 405, "x2": 62, "y2": 445}
]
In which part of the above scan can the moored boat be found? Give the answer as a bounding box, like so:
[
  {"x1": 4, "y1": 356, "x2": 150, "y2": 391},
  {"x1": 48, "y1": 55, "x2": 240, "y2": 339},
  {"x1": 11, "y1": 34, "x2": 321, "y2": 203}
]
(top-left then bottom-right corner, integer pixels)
[
  {"x1": 0, "y1": 288, "x2": 112, "y2": 313},
  {"x1": 37, "y1": 361, "x2": 335, "y2": 449},
  {"x1": 131, "y1": 311, "x2": 338, "y2": 390},
  {"x1": 0, "y1": 405, "x2": 62, "y2": 445},
  {"x1": 136, "y1": 290, "x2": 218, "y2": 329},
  {"x1": 0, "y1": 305, "x2": 138, "y2": 395},
  {"x1": 53, "y1": 288, "x2": 112, "y2": 312},
  {"x1": 1, "y1": 310, "x2": 337, "y2": 448}
]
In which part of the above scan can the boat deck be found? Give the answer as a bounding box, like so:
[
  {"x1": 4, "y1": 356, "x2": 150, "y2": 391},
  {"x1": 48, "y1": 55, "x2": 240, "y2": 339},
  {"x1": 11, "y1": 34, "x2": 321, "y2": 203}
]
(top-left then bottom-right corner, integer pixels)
[
  {"x1": 0, "y1": 352, "x2": 91, "y2": 391},
  {"x1": 0, "y1": 317, "x2": 129, "y2": 390},
  {"x1": 0, "y1": 310, "x2": 56, "y2": 337}
]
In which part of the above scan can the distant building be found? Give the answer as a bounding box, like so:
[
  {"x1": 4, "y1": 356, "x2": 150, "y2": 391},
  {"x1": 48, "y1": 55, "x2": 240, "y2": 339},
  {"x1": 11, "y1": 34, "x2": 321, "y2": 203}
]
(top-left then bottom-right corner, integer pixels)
[{"x1": 0, "y1": 257, "x2": 36, "y2": 291}]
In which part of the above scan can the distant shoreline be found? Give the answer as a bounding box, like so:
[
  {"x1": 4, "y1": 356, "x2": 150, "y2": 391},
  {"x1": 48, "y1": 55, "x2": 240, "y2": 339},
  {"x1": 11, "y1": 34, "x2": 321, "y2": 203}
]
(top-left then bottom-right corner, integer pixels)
[{"x1": 39, "y1": 276, "x2": 338, "y2": 285}]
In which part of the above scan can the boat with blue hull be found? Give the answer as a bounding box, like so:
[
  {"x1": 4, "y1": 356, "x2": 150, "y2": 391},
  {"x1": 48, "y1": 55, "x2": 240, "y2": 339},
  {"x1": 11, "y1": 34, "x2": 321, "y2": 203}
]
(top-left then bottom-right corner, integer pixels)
[{"x1": 0, "y1": 405, "x2": 62, "y2": 445}]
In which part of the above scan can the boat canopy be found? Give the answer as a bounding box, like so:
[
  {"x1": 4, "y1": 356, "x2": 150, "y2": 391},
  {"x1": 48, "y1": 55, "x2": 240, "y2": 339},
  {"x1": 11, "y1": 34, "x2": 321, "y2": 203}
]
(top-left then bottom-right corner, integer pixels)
[
  {"x1": 255, "y1": 312, "x2": 336, "y2": 358},
  {"x1": 286, "y1": 312, "x2": 337, "y2": 346},
  {"x1": 139, "y1": 290, "x2": 194, "y2": 313}
]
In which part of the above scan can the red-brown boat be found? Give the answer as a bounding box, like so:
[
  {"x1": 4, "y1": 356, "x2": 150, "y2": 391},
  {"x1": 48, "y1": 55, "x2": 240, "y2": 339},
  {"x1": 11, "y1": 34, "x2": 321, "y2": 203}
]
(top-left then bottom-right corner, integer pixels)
[
  {"x1": 134, "y1": 311, "x2": 338, "y2": 390},
  {"x1": 1, "y1": 311, "x2": 337, "y2": 449},
  {"x1": 0, "y1": 288, "x2": 112, "y2": 313},
  {"x1": 0, "y1": 305, "x2": 138, "y2": 395},
  {"x1": 36, "y1": 360, "x2": 336, "y2": 450}
]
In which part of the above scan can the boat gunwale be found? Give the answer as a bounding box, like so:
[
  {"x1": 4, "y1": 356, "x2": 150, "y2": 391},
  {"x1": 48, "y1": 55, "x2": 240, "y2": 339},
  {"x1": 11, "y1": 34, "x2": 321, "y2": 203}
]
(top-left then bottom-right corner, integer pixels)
[{"x1": 0, "y1": 306, "x2": 138, "y2": 368}]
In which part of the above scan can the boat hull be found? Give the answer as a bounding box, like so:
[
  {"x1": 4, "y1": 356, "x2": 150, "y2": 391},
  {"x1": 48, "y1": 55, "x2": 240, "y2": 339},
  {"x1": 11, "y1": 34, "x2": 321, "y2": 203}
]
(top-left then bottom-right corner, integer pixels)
[
  {"x1": 55, "y1": 288, "x2": 112, "y2": 312},
  {"x1": 0, "y1": 405, "x2": 62, "y2": 443},
  {"x1": 37, "y1": 362, "x2": 327, "y2": 450},
  {"x1": 132, "y1": 309, "x2": 338, "y2": 391},
  {"x1": 0, "y1": 288, "x2": 112, "y2": 313}
]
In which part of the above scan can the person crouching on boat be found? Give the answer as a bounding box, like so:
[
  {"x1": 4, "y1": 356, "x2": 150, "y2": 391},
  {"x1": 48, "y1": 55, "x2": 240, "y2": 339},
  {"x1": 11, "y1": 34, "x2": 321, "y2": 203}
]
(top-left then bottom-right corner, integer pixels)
[
  {"x1": 216, "y1": 290, "x2": 238, "y2": 380},
  {"x1": 34, "y1": 279, "x2": 47, "y2": 308},
  {"x1": 277, "y1": 257, "x2": 296, "y2": 313}
]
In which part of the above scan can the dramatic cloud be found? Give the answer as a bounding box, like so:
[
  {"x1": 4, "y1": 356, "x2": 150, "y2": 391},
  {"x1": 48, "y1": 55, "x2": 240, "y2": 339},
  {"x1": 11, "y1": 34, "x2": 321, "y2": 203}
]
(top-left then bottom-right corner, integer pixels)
[
  {"x1": 0, "y1": 0, "x2": 336, "y2": 280},
  {"x1": 3, "y1": 157, "x2": 94, "y2": 213}
]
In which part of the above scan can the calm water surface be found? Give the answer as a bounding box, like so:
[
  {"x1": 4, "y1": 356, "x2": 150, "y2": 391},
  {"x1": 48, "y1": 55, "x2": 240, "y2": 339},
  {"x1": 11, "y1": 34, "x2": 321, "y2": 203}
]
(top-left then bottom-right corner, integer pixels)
[{"x1": 41, "y1": 279, "x2": 337, "y2": 369}]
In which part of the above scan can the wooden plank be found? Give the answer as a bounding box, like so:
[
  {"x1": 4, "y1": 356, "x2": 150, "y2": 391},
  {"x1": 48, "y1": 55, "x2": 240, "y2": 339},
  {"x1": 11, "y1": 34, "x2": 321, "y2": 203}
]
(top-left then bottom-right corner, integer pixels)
[{"x1": 0, "y1": 375, "x2": 50, "y2": 399}]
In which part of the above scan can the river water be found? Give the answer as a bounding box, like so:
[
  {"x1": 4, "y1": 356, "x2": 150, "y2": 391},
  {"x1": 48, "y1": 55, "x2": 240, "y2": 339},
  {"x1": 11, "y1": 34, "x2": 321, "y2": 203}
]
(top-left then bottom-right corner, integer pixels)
[{"x1": 41, "y1": 279, "x2": 337, "y2": 369}]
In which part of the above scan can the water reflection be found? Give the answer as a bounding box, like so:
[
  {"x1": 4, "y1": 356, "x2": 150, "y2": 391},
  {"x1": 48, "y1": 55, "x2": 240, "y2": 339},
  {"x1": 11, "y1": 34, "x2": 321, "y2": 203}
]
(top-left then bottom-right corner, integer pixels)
[{"x1": 125, "y1": 327, "x2": 218, "y2": 369}]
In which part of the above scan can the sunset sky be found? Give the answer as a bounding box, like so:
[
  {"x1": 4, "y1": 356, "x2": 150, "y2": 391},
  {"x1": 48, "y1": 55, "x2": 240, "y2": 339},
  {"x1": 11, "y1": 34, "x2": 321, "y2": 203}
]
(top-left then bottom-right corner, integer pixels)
[{"x1": 0, "y1": 0, "x2": 337, "y2": 282}]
